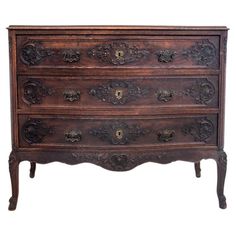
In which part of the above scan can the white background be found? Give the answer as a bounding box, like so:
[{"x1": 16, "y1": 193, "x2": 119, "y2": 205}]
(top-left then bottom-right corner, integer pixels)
[{"x1": 0, "y1": 0, "x2": 235, "y2": 235}]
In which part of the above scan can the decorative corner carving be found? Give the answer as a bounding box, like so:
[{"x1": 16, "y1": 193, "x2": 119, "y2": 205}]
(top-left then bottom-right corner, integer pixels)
[
  {"x1": 183, "y1": 78, "x2": 215, "y2": 104},
  {"x1": 20, "y1": 41, "x2": 54, "y2": 65},
  {"x1": 23, "y1": 79, "x2": 55, "y2": 105},
  {"x1": 182, "y1": 40, "x2": 217, "y2": 66},
  {"x1": 182, "y1": 117, "x2": 214, "y2": 142},
  {"x1": 217, "y1": 150, "x2": 227, "y2": 170},
  {"x1": 87, "y1": 42, "x2": 150, "y2": 65},
  {"x1": 156, "y1": 49, "x2": 176, "y2": 63},
  {"x1": 9, "y1": 151, "x2": 18, "y2": 169},
  {"x1": 89, "y1": 121, "x2": 150, "y2": 145},
  {"x1": 22, "y1": 119, "x2": 53, "y2": 144},
  {"x1": 62, "y1": 49, "x2": 80, "y2": 63},
  {"x1": 89, "y1": 80, "x2": 149, "y2": 105}
]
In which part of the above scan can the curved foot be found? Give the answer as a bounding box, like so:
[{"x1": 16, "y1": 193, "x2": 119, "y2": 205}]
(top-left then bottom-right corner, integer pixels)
[
  {"x1": 194, "y1": 162, "x2": 201, "y2": 178},
  {"x1": 219, "y1": 195, "x2": 227, "y2": 209},
  {"x1": 30, "y1": 162, "x2": 36, "y2": 178},
  {"x1": 8, "y1": 197, "x2": 18, "y2": 211},
  {"x1": 216, "y1": 150, "x2": 227, "y2": 209},
  {"x1": 8, "y1": 151, "x2": 19, "y2": 211}
]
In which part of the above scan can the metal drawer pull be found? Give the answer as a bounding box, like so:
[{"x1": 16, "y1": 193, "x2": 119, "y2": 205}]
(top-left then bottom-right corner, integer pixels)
[
  {"x1": 156, "y1": 89, "x2": 174, "y2": 102},
  {"x1": 63, "y1": 89, "x2": 80, "y2": 102},
  {"x1": 156, "y1": 49, "x2": 176, "y2": 63},
  {"x1": 65, "y1": 130, "x2": 82, "y2": 143},
  {"x1": 157, "y1": 129, "x2": 175, "y2": 142}
]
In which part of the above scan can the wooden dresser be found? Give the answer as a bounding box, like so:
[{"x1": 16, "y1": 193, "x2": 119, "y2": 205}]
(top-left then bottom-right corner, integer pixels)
[{"x1": 8, "y1": 26, "x2": 228, "y2": 210}]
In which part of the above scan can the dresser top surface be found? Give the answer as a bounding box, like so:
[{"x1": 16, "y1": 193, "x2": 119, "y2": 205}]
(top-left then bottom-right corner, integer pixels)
[{"x1": 8, "y1": 25, "x2": 229, "y2": 31}]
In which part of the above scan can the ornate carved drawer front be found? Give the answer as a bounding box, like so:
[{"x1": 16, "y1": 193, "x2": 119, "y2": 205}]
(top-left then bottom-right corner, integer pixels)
[
  {"x1": 17, "y1": 36, "x2": 220, "y2": 70},
  {"x1": 18, "y1": 76, "x2": 218, "y2": 108},
  {"x1": 19, "y1": 115, "x2": 217, "y2": 148}
]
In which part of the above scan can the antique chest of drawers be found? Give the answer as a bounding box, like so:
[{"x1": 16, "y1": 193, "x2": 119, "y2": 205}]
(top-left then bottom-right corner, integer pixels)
[{"x1": 8, "y1": 26, "x2": 228, "y2": 210}]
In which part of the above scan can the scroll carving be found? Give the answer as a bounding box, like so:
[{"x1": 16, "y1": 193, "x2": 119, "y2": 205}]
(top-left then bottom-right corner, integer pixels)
[
  {"x1": 182, "y1": 117, "x2": 214, "y2": 142},
  {"x1": 23, "y1": 79, "x2": 55, "y2": 105},
  {"x1": 20, "y1": 41, "x2": 54, "y2": 65},
  {"x1": 183, "y1": 78, "x2": 215, "y2": 104},
  {"x1": 22, "y1": 119, "x2": 53, "y2": 144},
  {"x1": 71, "y1": 152, "x2": 170, "y2": 171},
  {"x1": 182, "y1": 40, "x2": 217, "y2": 66}
]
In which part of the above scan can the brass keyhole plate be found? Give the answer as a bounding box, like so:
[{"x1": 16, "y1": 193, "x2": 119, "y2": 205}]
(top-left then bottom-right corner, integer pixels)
[
  {"x1": 115, "y1": 50, "x2": 124, "y2": 60},
  {"x1": 115, "y1": 89, "x2": 123, "y2": 100},
  {"x1": 115, "y1": 129, "x2": 124, "y2": 139}
]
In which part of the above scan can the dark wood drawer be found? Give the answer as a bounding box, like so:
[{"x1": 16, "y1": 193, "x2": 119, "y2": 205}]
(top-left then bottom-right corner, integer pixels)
[
  {"x1": 19, "y1": 115, "x2": 217, "y2": 148},
  {"x1": 18, "y1": 76, "x2": 219, "y2": 109},
  {"x1": 17, "y1": 36, "x2": 220, "y2": 70}
]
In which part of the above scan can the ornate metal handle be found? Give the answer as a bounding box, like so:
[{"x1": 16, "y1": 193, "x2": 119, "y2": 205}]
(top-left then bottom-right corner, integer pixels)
[
  {"x1": 156, "y1": 49, "x2": 176, "y2": 63},
  {"x1": 63, "y1": 89, "x2": 80, "y2": 102},
  {"x1": 156, "y1": 89, "x2": 174, "y2": 102},
  {"x1": 65, "y1": 130, "x2": 82, "y2": 143},
  {"x1": 157, "y1": 129, "x2": 175, "y2": 142}
]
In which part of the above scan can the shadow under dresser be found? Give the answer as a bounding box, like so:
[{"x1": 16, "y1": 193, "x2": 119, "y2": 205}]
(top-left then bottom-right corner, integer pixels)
[{"x1": 8, "y1": 25, "x2": 228, "y2": 210}]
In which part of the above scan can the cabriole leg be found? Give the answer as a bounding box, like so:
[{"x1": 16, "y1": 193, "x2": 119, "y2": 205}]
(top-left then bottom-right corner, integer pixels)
[
  {"x1": 8, "y1": 151, "x2": 20, "y2": 211},
  {"x1": 194, "y1": 162, "x2": 201, "y2": 178},
  {"x1": 216, "y1": 150, "x2": 227, "y2": 209},
  {"x1": 30, "y1": 162, "x2": 36, "y2": 178}
]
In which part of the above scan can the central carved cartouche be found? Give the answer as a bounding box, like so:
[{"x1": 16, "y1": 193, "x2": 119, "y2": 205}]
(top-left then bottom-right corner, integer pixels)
[
  {"x1": 89, "y1": 80, "x2": 149, "y2": 105},
  {"x1": 89, "y1": 121, "x2": 150, "y2": 145},
  {"x1": 87, "y1": 42, "x2": 150, "y2": 65}
]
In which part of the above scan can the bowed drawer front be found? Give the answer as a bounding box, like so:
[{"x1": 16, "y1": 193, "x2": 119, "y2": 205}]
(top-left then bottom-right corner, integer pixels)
[
  {"x1": 19, "y1": 115, "x2": 217, "y2": 147},
  {"x1": 8, "y1": 25, "x2": 228, "y2": 210},
  {"x1": 17, "y1": 36, "x2": 220, "y2": 70},
  {"x1": 18, "y1": 76, "x2": 219, "y2": 109}
]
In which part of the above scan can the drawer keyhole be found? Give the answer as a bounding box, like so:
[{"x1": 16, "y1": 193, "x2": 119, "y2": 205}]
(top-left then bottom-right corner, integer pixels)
[
  {"x1": 115, "y1": 50, "x2": 124, "y2": 60},
  {"x1": 115, "y1": 129, "x2": 124, "y2": 139},
  {"x1": 115, "y1": 89, "x2": 123, "y2": 100}
]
